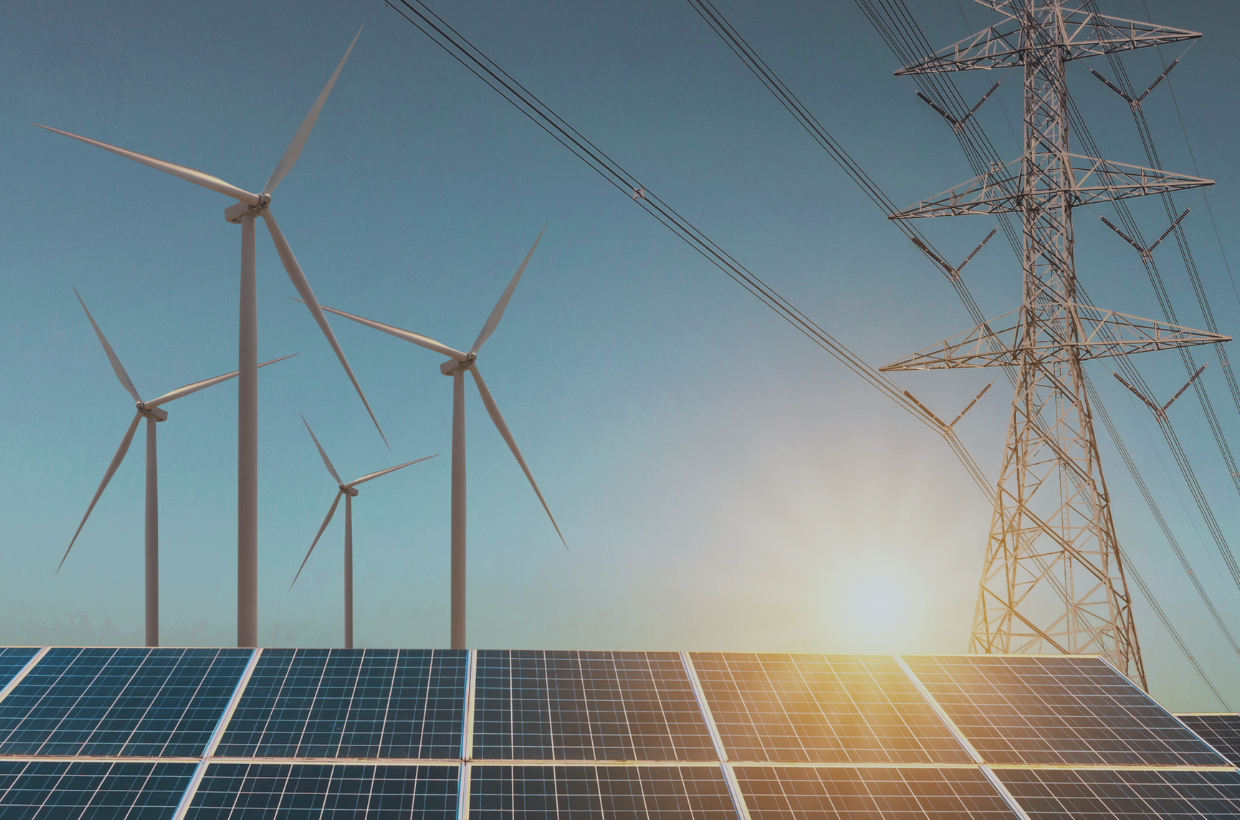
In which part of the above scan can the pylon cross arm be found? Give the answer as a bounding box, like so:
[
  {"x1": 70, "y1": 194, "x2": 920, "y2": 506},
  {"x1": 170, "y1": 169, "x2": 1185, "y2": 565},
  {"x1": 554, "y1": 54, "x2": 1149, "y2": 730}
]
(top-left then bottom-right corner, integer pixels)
[
  {"x1": 880, "y1": 304, "x2": 1229, "y2": 371},
  {"x1": 890, "y1": 155, "x2": 1211, "y2": 220},
  {"x1": 896, "y1": 9, "x2": 1199, "y2": 75}
]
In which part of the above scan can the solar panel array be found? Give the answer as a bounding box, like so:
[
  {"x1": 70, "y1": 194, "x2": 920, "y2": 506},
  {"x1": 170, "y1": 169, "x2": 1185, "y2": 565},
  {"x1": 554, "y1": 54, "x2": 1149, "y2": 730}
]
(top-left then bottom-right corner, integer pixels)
[{"x1": 0, "y1": 649, "x2": 1234, "y2": 819}]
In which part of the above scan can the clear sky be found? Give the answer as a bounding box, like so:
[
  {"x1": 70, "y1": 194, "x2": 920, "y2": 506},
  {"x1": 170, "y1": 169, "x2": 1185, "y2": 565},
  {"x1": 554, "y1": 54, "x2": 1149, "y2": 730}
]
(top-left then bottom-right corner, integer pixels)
[{"x1": 2, "y1": 0, "x2": 1239, "y2": 711}]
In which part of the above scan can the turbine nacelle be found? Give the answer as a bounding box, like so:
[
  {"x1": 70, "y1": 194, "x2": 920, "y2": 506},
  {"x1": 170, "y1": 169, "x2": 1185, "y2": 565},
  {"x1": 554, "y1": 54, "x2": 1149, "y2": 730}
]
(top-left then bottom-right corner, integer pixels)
[
  {"x1": 137, "y1": 403, "x2": 169, "y2": 422},
  {"x1": 440, "y1": 354, "x2": 476, "y2": 376},
  {"x1": 224, "y1": 195, "x2": 271, "y2": 224}
]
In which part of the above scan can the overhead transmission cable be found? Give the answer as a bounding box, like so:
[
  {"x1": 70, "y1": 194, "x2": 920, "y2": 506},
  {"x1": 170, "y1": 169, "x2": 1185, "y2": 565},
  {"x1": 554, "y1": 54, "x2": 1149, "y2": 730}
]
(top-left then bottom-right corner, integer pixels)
[{"x1": 382, "y1": 0, "x2": 994, "y2": 495}]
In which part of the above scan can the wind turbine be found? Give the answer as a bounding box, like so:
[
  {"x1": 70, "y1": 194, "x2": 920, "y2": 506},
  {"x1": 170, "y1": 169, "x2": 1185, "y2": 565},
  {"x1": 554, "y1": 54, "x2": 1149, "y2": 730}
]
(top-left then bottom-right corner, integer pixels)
[
  {"x1": 62, "y1": 289, "x2": 295, "y2": 647},
  {"x1": 38, "y1": 28, "x2": 383, "y2": 647},
  {"x1": 291, "y1": 416, "x2": 437, "y2": 648},
  {"x1": 305, "y1": 225, "x2": 566, "y2": 649}
]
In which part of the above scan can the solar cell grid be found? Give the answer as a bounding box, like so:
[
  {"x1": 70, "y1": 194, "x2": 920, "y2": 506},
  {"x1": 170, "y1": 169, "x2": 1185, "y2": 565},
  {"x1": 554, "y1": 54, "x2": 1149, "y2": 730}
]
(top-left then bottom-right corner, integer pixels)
[
  {"x1": 996, "y1": 767, "x2": 1240, "y2": 819},
  {"x1": 185, "y1": 761, "x2": 458, "y2": 819},
  {"x1": 689, "y1": 653, "x2": 972, "y2": 764},
  {"x1": 0, "y1": 759, "x2": 195, "y2": 820},
  {"x1": 472, "y1": 651, "x2": 716, "y2": 761},
  {"x1": 0, "y1": 647, "x2": 250, "y2": 758},
  {"x1": 902, "y1": 654, "x2": 1229, "y2": 767},
  {"x1": 0, "y1": 648, "x2": 39, "y2": 694},
  {"x1": 734, "y1": 765, "x2": 1019, "y2": 820},
  {"x1": 1177, "y1": 714, "x2": 1240, "y2": 767},
  {"x1": 470, "y1": 764, "x2": 738, "y2": 820},
  {"x1": 215, "y1": 648, "x2": 466, "y2": 759}
]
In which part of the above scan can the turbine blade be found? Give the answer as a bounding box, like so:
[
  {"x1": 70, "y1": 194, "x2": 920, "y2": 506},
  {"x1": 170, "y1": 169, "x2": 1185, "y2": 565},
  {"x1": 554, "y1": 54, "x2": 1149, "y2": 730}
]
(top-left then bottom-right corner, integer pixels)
[
  {"x1": 146, "y1": 354, "x2": 298, "y2": 407},
  {"x1": 35, "y1": 124, "x2": 260, "y2": 205},
  {"x1": 263, "y1": 26, "x2": 363, "y2": 195},
  {"x1": 292, "y1": 298, "x2": 468, "y2": 360},
  {"x1": 290, "y1": 491, "x2": 343, "y2": 588},
  {"x1": 263, "y1": 211, "x2": 388, "y2": 448},
  {"x1": 74, "y1": 288, "x2": 141, "y2": 404},
  {"x1": 346, "y1": 454, "x2": 438, "y2": 488},
  {"x1": 301, "y1": 414, "x2": 343, "y2": 485},
  {"x1": 58, "y1": 410, "x2": 143, "y2": 573},
  {"x1": 471, "y1": 223, "x2": 547, "y2": 355},
  {"x1": 469, "y1": 365, "x2": 567, "y2": 550}
]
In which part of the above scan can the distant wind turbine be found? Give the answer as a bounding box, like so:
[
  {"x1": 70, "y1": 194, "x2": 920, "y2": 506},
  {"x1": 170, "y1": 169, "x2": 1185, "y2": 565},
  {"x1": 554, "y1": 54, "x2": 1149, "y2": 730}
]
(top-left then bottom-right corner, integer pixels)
[
  {"x1": 291, "y1": 416, "x2": 436, "y2": 648},
  {"x1": 38, "y1": 27, "x2": 382, "y2": 647},
  {"x1": 304, "y1": 225, "x2": 567, "y2": 649},
  {"x1": 62, "y1": 289, "x2": 295, "y2": 647}
]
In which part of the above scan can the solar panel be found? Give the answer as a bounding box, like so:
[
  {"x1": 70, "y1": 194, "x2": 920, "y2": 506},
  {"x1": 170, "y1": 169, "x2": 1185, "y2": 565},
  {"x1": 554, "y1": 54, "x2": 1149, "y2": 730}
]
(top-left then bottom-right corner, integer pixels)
[
  {"x1": 184, "y1": 762, "x2": 459, "y2": 819},
  {"x1": 472, "y1": 651, "x2": 716, "y2": 761},
  {"x1": 0, "y1": 647, "x2": 250, "y2": 758},
  {"x1": 901, "y1": 654, "x2": 1228, "y2": 766},
  {"x1": 0, "y1": 759, "x2": 196, "y2": 819},
  {"x1": 734, "y1": 765, "x2": 1019, "y2": 820},
  {"x1": 469, "y1": 764, "x2": 738, "y2": 820},
  {"x1": 995, "y1": 767, "x2": 1240, "y2": 818},
  {"x1": 215, "y1": 648, "x2": 466, "y2": 759},
  {"x1": 689, "y1": 653, "x2": 972, "y2": 764},
  {"x1": 0, "y1": 648, "x2": 38, "y2": 692},
  {"x1": 1177, "y1": 714, "x2": 1240, "y2": 766}
]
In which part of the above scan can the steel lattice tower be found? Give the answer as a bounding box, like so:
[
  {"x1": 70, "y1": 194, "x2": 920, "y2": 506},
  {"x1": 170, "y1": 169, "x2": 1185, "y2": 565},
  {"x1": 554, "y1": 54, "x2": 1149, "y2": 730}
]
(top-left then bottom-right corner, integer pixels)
[{"x1": 880, "y1": 1, "x2": 1228, "y2": 684}]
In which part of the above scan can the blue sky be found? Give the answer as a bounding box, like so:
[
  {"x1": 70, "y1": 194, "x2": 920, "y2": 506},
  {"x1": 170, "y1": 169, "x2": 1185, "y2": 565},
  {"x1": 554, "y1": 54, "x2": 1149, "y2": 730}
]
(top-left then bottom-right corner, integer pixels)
[{"x1": 3, "y1": 0, "x2": 1240, "y2": 711}]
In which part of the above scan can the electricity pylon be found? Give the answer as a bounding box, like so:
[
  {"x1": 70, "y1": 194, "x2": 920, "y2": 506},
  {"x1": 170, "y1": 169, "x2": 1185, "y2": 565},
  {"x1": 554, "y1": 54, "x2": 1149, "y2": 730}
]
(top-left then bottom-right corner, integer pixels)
[{"x1": 880, "y1": 0, "x2": 1230, "y2": 686}]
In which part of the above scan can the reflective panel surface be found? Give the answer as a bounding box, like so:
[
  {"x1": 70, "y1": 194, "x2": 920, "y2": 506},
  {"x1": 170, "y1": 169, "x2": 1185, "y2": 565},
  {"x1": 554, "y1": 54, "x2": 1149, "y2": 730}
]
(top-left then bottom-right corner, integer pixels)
[
  {"x1": 902, "y1": 655, "x2": 1228, "y2": 766},
  {"x1": 473, "y1": 651, "x2": 716, "y2": 761},
  {"x1": 735, "y1": 765, "x2": 1018, "y2": 820},
  {"x1": 470, "y1": 765, "x2": 737, "y2": 820},
  {"x1": 690, "y1": 654, "x2": 971, "y2": 764},
  {"x1": 216, "y1": 649, "x2": 466, "y2": 759},
  {"x1": 1178, "y1": 714, "x2": 1240, "y2": 767},
  {"x1": 996, "y1": 767, "x2": 1240, "y2": 818},
  {"x1": 185, "y1": 762, "x2": 459, "y2": 819},
  {"x1": 0, "y1": 648, "x2": 38, "y2": 691},
  {"x1": 0, "y1": 759, "x2": 196, "y2": 820},
  {"x1": 0, "y1": 648, "x2": 250, "y2": 757}
]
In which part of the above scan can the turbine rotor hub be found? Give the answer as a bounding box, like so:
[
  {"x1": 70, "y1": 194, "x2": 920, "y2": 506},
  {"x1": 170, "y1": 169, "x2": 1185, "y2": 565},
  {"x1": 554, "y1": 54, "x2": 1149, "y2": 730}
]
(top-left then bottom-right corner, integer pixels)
[
  {"x1": 440, "y1": 353, "x2": 476, "y2": 376},
  {"x1": 223, "y1": 194, "x2": 272, "y2": 224},
  {"x1": 137, "y1": 403, "x2": 168, "y2": 421},
  {"x1": 340, "y1": 485, "x2": 359, "y2": 497}
]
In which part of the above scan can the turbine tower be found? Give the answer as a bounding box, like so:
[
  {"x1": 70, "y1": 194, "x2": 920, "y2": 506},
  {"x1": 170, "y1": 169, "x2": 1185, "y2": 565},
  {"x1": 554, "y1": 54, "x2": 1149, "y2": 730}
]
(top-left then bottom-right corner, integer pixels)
[
  {"x1": 62, "y1": 290, "x2": 294, "y2": 646},
  {"x1": 291, "y1": 416, "x2": 436, "y2": 648},
  {"x1": 39, "y1": 28, "x2": 383, "y2": 647},
  {"x1": 880, "y1": 1, "x2": 1229, "y2": 684},
  {"x1": 307, "y1": 226, "x2": 567, "y2": 649}
]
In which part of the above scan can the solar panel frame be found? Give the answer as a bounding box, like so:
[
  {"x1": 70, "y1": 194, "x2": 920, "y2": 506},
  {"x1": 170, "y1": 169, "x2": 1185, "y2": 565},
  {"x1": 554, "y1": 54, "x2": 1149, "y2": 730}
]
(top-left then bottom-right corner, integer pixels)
[
  {"x1": 1176, "y1": 714, "x2": 1240, "y2": 767},
  {"x1": 733, "y1": 764, "x2": 1020, "y2": 820},
  {"x1": 184, "y1": 761, "x2": 459, "y2": 819},
  {"x1": 472, "y1": 651, "x2": 717, "y2": 762},
  {"x1": 214, "y1": 648, "x2": 467, "y2": 760},
  {"x1": 995, "y1": 766, "x2": 1240, "y2": 819},
  {"x1": 901, "y1": 654, "x2": 1230, "y2": 767},
  {"x1": 689, "y1": 653, "x2": 974, "y2": 765},
  {"x1": 0, "y1": 648, "x2": 40, "y2": 696},
  {"x1": 0, "y1": 647, "x2": 251, "y2": 758},
  {"x1": 0, "y1": 758, "x2": 196, "y2": 820},
  {"x1": 469, "y1": 764, "x2": 740, "y2": 820}
]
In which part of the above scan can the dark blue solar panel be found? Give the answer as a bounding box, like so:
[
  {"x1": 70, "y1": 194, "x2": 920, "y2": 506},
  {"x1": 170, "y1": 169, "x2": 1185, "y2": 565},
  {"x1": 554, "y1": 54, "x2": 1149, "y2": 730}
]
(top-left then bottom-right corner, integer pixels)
[
  {"x1": 903, "y1": 654, "x2": 1229, "y2": 767},
  {"x1": 470, "y1": 765, "x2": 737, "y2": 820},
  {"x1": 0, "y1": 648, "x2": 39, "y2": 692},
  {"x1": 0, "y1": 647, "x2": 251, "y2": 757},
  {"x1": 735, "y1": 765, "x2": 1018, "y2": 819},
  {"x1": 185, "y1": 762, "x2": 458, "y2": 819},
  {"x1": 1178, "y1": 714, "x2": 1240, "y2": 766},
  {"x1": 996, "y1": 767, "x2": 1240, "y2": 818},
  {"x1": 215, "y1": 648, "x2": 466, "y2": 759},
  {"x1": 473, "y1": 651, "x2": 716, "y2": 761},
  {"x1": 0, "y1": 759, "x2": 195, "y2": 819}
]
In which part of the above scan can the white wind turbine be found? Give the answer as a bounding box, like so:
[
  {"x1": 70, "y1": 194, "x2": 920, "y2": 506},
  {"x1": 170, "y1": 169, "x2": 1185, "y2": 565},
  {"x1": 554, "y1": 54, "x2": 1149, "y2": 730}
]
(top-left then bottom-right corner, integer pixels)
[
  {"x1": 62, "y1": 289, "x2": 295, "y2": 647},
  {"x1": 291, "y1": 416, "x2": 437, "y2": 648},
  {"x1": 306, "y1": 226, "x2": 566, "y2": 649},
  {"x1": 38, "y1": 28, "x2": 382, "y2": 647}
]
